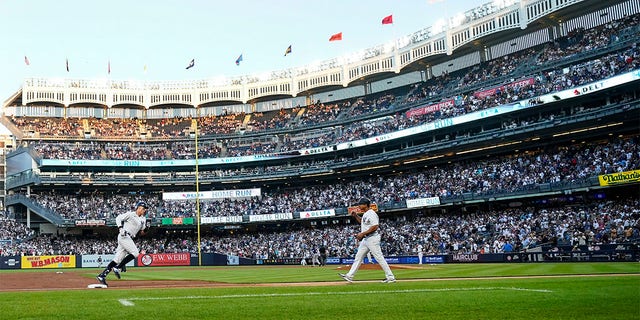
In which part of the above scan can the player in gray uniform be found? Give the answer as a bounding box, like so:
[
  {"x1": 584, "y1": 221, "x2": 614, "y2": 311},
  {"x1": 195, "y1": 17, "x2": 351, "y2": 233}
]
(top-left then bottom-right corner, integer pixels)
[
  {"x1": 339, "y1": 198, "x2": 395, "y2": 283},
  {"x1": 96, "y1": 201, "x2": 148, "y2": 286}
]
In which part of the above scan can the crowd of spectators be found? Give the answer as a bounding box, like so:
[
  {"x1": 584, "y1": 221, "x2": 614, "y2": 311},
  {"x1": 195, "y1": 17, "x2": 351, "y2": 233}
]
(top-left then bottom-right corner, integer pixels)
[
  {"x1": 246, "y1": 108, "x2": 297, "y2": 131},
  {"x1": 88, "y1": 117, "x2": 140, "y2": 138},
  {"x1": 225, "y1": 141, "x2": 278, "y2": 157},
  {"x1": 348, "y1": 94, "x2": 396, "y2": 117},
  {"x1": 297, "y1": 101, "x2": 345, "y2": 126},
  {"x1": 197, "y1": 113, "x2": 244, "y2": 136},
  {"x1": 0, "y1": 217, "x2": 35, "y2": 252},
  {"x1": 146, "y1": 117, "x2": 192, "y2": 138},
  {"x1": 280, "y1": 131, "x2": 337, "y2": 151},
  {"x1": 20, "y1": 36, "x2": 640, "y2": 161},
  {"x1": 536, "y1": 14, "x2": 639, "y2": 65},
  {"x1": 12, "y1": 117, "x2": 83, "y2": 138},
  {"x1": 16, "y1": 135, "x2": 639, "y2": 221},
  {"x1": 31, "y1": 142, "x2": 103, "y2": 160},
  {"x1": 2, "y1": 14, "x2": 639, "y2": 259},
  {"x1": 2, "y1": 198, "x2": 638, "y2": 260},
  {"x1": 453, "y1": 48, "x2": 538, "y2": 91}
]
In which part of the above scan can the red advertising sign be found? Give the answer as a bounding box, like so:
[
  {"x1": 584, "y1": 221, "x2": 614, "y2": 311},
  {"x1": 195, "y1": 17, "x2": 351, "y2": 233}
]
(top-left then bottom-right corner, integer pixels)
[
  {"x1": 508, "y1": 77, "x2": 535, "y2": 88},
  {"x1": 474, "y1": 86, "x2": 502, "y2": 99},
  {"x1": 406, "y1": 99, "x2": 454, "y2": 118},
  {"x1": 138, "y1": 253, "x2": 191, "y2": 266},
  {"x1": 473, "y1": 78, "x2": 535, "y2": 98}
]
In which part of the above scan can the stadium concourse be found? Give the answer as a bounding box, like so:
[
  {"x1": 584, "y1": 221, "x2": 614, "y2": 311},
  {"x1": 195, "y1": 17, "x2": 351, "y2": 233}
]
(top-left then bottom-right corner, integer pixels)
[{"x1": 1, "y1": 3, "x2": 640, "y2": 266}]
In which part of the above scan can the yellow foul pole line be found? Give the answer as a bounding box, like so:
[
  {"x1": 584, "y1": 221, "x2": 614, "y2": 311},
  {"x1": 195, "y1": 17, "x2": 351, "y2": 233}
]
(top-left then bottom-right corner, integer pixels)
[{"x1": 195, "y1": 115, "x2": 202, "y2": 266}]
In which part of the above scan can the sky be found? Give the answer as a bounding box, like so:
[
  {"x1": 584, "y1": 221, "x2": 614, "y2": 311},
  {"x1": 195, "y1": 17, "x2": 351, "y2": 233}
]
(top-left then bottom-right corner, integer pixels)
[{"x1": 0, "y1": 0, "x2": 490, "y2": 104}]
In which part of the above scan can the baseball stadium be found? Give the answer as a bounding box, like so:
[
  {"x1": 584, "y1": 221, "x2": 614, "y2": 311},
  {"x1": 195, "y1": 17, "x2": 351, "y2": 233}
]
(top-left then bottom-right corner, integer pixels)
[{"x1": 0, "y1": 0, "x2": 639, "y2": 319}]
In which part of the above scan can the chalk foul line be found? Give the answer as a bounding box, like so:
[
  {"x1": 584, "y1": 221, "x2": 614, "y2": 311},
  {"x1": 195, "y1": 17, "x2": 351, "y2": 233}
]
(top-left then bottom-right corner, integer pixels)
[{"x1": 118, "y1": 287, "x2": 552, "y2": 306}]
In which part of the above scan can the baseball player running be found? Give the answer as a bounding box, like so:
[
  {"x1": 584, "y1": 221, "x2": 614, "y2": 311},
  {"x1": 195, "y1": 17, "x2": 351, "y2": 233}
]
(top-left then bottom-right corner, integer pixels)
[
  {"x1": 339, "y1": 198, "x2": 396, "y2": 283},
  {"x1": 96, "y1": 201, "x2": 148, "y2": 286}
]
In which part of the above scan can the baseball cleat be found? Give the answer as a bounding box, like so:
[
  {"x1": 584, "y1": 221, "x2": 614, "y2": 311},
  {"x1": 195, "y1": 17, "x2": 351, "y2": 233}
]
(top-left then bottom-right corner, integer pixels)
[
  {"x1": 381, "y1": 278, "x2": 396, "y2": 283},
  {"x1": 96, "y1": 275, "x2": 108, "y2": 286},
  {"x1": 113, "y1": 268, "x2": 121, "y2": 279},
  {"x1": 338, "y1": 273, "x2": 353, "y2": 283}
]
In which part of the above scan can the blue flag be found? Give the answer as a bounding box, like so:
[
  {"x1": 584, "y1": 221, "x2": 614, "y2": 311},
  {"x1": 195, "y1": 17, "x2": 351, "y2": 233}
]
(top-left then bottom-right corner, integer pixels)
[{"x1": 235, "y1": 54, "x2": 243, "y2": 66}]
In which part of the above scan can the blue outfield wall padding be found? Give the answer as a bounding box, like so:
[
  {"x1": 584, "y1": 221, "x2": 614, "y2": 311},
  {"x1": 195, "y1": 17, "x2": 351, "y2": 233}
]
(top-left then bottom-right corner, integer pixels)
[{"x1": 0, "y1": 256, "x2": 22, "y2": 269}]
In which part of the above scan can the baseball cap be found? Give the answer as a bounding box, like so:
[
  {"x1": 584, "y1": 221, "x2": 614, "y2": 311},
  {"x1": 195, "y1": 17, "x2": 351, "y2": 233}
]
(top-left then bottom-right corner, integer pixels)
[
  {"x1": 357, "y1": 198, "x2": 370, "y2": 206},
  {"x1": 136, "y1": 201, "x2": 149, "y2": 209}
]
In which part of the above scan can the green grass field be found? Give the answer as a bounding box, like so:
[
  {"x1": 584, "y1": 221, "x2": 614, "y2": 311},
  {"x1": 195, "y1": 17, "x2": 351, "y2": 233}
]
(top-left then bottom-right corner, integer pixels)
[{"x1": 1, "y1": 262, "x2": 638, "y2": 320}]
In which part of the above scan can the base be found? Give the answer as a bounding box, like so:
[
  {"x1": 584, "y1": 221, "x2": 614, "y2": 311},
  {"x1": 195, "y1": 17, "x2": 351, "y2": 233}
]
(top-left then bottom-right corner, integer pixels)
[{"x1": 87, "y1": 284, "x2": 108, "y2": 289}]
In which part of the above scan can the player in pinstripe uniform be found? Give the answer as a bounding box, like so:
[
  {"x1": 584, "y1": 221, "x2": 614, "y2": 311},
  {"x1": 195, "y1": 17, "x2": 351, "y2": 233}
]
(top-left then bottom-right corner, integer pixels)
[
  {"x1": 96, "y1": 201, "x2": 148, "y2": 287},
  {"x1": 339, "y1": 198, "x2": 395, "y2": 283}
]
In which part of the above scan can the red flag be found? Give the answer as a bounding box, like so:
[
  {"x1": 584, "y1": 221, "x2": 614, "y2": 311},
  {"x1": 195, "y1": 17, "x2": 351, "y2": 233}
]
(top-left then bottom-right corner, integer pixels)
[
  {"x1": 24, "y1": 56, "x2": 30, "y2": 66},
  {"x1": 329, "y1": 32, "x2": 342, "y2": 41},
  {"x1": 382, "y1": 15, "x2": 393, "y2": 25}
]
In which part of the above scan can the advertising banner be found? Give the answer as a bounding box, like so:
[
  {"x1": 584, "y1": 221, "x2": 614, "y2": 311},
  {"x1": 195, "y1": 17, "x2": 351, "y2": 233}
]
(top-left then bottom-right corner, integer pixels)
[
  {"x1": 424, "y1": 256, "x2": 445, "y2": 264},
  {"x1": 81, "y1": 254, "x2": 135, "y2": 268},
  {"x1": 41, "y1": 153, "x2": 299, "y2": 167},
  {"x1": 473, "y1": 78, "x2": 535, "y2": 98},
  {"x1": 257, "y1": 258, "x2": 300, "y2": 265},
  {"x1": 248, "y1": 212, "x2": 293, "y2": 222},
  {"x1": 342, "y1": 257, "x2": 397, "y2": 265},
  {"x1": 449, "y1": 254, "x2": 480, "y2": 263},
  {"x1": 138, "y1": 253, "x2": 191, "y2": 266},
  {"x1": 201, "y1": 216, "x2": 243, "y2": 224},
  {"x1": 406, "y1": 197, "x2": 441, "y2": 208},
  {"x1": 75, "y1": 219, "x2": 106, "y2": 226},
  {"x1": 163, "y1": 188, "x2": 261, "y2": 200},
  {"x1": 22, "y1": 255, "x2": 76, "y2": 269},
  {"x1": 598, "y1": 169, "x2": 640, "y2": 186},
  {"x1": 299, "y1": 209, "x2": 335, "y2": 219},
  {"x1": 405, "y1": 99, "x2": 454, "y2": 118},
  {"x1": 394, "y1": 256, "x2": 445, "y2": 264},
  {"x1": 227, "y1": 255, "x2": 239, "y2": 265},
  {"x1": 161, "y1": 217, "x2": 195, "y2": 225},
  {"x1": 0, "y1": 256, "x2": 22, "y2": 269}
]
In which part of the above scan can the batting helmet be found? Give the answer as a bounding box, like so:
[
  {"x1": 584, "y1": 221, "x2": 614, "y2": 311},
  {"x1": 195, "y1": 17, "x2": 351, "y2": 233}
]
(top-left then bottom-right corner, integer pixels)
[{"x1": 136, "y1": 201, "x2": 149, "y2": 209}]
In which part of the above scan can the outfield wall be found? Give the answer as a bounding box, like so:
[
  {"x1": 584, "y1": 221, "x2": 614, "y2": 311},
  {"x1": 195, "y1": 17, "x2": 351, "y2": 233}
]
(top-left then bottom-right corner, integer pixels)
[{"x1": 1, "y1": 244, "x2": 637, "y2": 270}]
